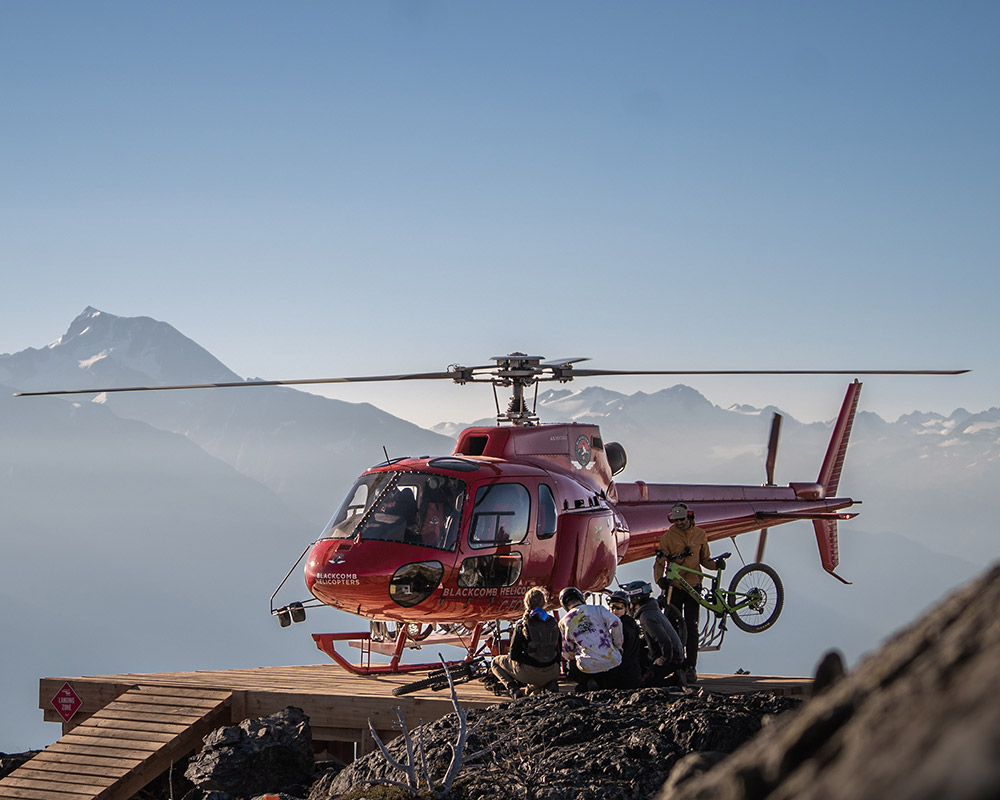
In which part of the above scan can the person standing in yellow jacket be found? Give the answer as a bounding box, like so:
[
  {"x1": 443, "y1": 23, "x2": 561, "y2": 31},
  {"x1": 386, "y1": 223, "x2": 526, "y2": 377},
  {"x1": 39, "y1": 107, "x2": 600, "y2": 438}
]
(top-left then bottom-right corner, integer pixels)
[{"x1": 653, "y1": 502, "x2": 725, "y2": 683}]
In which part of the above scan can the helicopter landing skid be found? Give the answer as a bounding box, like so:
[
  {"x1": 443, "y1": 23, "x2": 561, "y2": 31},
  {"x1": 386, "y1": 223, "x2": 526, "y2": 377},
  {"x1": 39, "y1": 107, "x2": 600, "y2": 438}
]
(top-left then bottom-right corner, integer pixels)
[{"x1": 312, "y1": 622, "x2": 497, "y2": 675}]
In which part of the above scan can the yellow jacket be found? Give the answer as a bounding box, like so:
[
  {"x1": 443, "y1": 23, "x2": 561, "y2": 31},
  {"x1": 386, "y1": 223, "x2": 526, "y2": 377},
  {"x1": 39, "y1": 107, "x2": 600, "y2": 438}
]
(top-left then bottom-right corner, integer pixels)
[{"x1": 653, "y1": 524, "x2": 717, "y2": 586}]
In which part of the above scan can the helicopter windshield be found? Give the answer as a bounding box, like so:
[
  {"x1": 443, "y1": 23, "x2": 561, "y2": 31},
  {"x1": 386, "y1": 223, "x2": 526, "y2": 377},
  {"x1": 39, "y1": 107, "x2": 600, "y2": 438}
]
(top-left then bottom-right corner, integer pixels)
[
  {"x1": 321, "y1": 471, "x2": 397, "y2": 540},
  {"x1": 323, "y1": 471, "x2": 466, "y2": 551}
]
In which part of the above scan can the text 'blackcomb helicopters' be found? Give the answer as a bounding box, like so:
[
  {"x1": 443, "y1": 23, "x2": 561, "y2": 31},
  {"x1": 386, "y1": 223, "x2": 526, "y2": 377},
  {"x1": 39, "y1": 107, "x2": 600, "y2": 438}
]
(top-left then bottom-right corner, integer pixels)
[{"x1": 16, "y1": 354, "x2": 968, "y2": 673}]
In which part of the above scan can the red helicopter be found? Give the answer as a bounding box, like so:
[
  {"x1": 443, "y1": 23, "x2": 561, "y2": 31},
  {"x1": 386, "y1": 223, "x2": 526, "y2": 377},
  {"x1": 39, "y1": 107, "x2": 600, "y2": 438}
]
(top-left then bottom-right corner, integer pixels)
[{"x1": 17, "y1": 354, "x2": 967, "y2": 673}]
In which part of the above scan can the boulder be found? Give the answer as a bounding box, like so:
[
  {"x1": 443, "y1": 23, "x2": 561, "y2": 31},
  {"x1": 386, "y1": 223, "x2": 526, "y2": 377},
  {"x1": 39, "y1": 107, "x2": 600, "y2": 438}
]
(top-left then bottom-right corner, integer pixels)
[
  {"x1": 658, "y1": 564, "x2": 1000, "y2": 800},
  {"x1": 1, "y1": 751, "x2": 39, "y2": 781},
  {"x1": 184, "y1": 707, "x2": 314, "y2": 798}
]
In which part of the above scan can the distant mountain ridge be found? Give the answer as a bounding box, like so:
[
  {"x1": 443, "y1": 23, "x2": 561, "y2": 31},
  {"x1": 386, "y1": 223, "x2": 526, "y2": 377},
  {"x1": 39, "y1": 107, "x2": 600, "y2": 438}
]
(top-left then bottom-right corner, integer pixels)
[
  {"x1": 0, "y1": 307, "x2": 996, "y2": 753},
  {"x1": 4, "y1": 307, "x2": 997, "y2": 549},
  {"x1": 2, "y1": 306, "x2": 453, "y2": 523}
]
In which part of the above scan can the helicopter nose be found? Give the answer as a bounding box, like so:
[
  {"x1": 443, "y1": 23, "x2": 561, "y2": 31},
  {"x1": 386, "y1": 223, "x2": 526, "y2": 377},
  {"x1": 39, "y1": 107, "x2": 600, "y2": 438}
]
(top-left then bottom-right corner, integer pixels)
[
  {"x1": 304, "y1": 541, "x2": 444, "y2": 613},
  {"x1": 304, "y1": 540, "x2": 361, "y2": 600}
]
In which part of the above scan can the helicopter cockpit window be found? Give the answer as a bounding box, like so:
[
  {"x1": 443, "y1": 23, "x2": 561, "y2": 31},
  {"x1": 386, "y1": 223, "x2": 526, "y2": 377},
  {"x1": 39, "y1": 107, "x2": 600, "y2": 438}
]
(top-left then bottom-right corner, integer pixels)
[
  {"x1": 537, "y1": 484, "x2": 558, "y2": 539},
  {"x1": 469, "y1": 483, "x2": 530, "y2": 547},
  {"x1": 346, "y1": 472, "x2": 465, "y2": 550},
  {"x1": 321, "y1": 471, "x2": 396, "y2": 539}
]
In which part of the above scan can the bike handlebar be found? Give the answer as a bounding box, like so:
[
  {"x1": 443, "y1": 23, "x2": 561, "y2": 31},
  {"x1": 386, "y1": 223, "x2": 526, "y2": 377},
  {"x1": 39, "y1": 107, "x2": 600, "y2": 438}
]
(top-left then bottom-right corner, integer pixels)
[
  {"x1": 657, "y1": 547, "x2": 731, "y2": 565},
  {"x1": 657, "y1": 546, "x2": 693, "y2": 561}
]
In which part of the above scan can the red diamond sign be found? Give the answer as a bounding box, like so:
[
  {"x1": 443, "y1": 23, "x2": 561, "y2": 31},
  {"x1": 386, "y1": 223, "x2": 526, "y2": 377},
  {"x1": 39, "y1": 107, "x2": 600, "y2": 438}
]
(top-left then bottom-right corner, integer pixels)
[{"x1": 50, "y1": 682, "x2": 82, "y2": 723}]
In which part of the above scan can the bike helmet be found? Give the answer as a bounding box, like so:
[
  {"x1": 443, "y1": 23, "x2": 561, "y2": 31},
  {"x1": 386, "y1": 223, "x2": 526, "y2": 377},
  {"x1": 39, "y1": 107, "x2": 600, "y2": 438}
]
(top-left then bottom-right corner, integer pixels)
[
  {"x1": 620, "y1": 580, "x2": 653, "y2": 605},
  {"x1": 668, "y1": 502, "x2": 691, "y2": 523},
  {"x1": 559, "y1": 586, "x2": 586, "y2": 610},
  {"x1": 607, "y1": 590, "x2": 630, "y2": 607}
]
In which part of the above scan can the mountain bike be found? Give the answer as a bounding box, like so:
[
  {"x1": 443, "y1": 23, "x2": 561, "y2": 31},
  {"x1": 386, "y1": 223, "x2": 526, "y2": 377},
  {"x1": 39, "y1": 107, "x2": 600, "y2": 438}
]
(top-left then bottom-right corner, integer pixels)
[
  {"x1": 659, "y1": 547, "x2": 784, "y2": 633},
  {"x1": 391, "y1": 656, "x2": 489, "y2": 696}
]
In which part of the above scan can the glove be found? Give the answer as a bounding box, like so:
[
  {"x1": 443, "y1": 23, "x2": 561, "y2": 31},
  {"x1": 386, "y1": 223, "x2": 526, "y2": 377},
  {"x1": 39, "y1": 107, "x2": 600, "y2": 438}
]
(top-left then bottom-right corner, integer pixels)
[
  {"x1": 715, "y1": 557, "x2": 727, "y2": 571},
  {"x1": 657, "y1": 577, "x2": 672, "y2": 592},
  {"x1": 653, "y1": 656, "x2": 668, "y2": 667}
]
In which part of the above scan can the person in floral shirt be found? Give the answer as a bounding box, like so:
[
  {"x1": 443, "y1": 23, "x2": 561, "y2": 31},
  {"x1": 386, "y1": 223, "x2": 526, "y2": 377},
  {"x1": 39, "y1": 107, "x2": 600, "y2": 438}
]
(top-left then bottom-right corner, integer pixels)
[{"x1": 557, "y1": 586, "x2": 623, "y2": 691}]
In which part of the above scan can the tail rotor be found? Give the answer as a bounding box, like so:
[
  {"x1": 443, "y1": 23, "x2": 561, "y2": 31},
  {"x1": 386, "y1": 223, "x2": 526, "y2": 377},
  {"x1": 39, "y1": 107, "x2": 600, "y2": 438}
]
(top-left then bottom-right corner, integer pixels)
[{"x1": 756, "y1": 412, "x2": 782, "y2": 563}]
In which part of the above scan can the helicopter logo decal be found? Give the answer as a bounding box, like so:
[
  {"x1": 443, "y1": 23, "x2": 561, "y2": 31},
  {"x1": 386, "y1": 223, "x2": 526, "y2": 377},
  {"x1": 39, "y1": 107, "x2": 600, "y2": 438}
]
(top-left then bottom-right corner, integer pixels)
[{"x1": 575, "y1": 435, "x2": 592, "y2": 467}]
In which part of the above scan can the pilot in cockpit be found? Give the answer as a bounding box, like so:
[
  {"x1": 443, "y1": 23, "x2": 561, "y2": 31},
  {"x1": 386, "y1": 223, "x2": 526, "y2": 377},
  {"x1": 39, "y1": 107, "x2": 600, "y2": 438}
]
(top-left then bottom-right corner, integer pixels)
[
  {"x1": 418, "y1": 475, "x2": 450, "y2": 548},
  {"x1": 372, "y1": 488, "x2": 418, "y2": 542}
]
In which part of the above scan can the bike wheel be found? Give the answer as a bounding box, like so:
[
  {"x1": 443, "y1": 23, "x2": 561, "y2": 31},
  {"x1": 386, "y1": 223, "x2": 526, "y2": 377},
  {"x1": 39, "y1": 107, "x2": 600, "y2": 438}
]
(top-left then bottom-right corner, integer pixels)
[
  {"x1": 662, "y1": 602, "x2": 688, "y2": 651},
  {"x1": 727, "y1": 563, "x2": 784, "y2": 633},
  {"x1": 391, "y1": 674, "x2": 444, "y2": 697}
]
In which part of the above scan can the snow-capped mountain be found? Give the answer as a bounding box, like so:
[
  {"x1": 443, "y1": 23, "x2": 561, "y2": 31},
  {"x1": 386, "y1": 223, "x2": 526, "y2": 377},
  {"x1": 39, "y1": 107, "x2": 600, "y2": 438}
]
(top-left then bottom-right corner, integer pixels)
[
  {"x1": 2, "y1": 307, "x2": 453, "y2": 523},
  {"x1": 0, "y1": 306, "x2": 238, "y2": 390}
]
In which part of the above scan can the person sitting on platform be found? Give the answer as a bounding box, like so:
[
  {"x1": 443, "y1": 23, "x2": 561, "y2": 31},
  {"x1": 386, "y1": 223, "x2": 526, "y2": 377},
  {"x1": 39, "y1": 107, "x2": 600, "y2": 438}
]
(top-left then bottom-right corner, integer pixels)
[
  {"x1": 558, "y1": 586, "x2": 623, "y2": 692},
  {"x1": 489, "y1": 587, "x2": 562, "y2": 698}
]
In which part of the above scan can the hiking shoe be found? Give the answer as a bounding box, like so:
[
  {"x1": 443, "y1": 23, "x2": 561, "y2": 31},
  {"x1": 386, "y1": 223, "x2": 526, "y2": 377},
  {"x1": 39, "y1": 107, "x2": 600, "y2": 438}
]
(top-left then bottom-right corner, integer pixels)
[{"x1": 685, "y1": 668, "x2": 698, "y2": 684}]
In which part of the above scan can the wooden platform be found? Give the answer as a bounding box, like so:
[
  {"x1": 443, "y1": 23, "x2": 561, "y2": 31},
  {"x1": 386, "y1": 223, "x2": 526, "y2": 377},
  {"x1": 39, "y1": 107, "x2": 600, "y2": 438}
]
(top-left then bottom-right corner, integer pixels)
[{"x1": 0, "y1": 664, "x2": 811, "y2": 800}]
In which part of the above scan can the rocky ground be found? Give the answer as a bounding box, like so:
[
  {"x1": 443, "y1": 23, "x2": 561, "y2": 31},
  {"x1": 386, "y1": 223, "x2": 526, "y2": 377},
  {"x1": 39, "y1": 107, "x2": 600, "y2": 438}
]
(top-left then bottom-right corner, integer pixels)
[
  {"x1": 312, "y1": 687, "x2": 798, "y2": 800},
  {"x1": 5, "y1": 563, "x2": 1000, "y2": 800}
]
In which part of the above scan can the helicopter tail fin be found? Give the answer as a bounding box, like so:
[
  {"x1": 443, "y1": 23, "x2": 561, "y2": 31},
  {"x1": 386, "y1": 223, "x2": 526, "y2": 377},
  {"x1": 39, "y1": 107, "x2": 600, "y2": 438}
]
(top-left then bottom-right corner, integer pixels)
[
  {"x1": 813, "y1": 380, "x2": 862, "y2": 584},
  {"x1": 817, "y1": 379, "x2": 862, "y2": 497},
  {"x1": 813, "y1": 518, "x2": 851, "y2": 584}
]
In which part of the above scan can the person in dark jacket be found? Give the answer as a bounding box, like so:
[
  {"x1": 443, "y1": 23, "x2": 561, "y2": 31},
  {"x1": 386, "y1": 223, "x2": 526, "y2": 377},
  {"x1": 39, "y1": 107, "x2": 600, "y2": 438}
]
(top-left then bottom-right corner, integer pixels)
[
  {"x1": 622, "y1": 580, "x2": 686, "y2": 687},
  {"x1": 605, "y1": 590, "x2": 643, "y2": 690},
  {"x1": 490, "y1": 587, "x2": 562, "y2": 698}
]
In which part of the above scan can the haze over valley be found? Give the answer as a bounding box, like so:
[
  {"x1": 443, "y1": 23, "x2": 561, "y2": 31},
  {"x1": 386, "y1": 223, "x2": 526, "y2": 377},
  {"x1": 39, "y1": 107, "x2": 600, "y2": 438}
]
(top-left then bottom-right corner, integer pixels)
[{"x1": 1, "y1": 308, "x2": 995, "y2": 752}]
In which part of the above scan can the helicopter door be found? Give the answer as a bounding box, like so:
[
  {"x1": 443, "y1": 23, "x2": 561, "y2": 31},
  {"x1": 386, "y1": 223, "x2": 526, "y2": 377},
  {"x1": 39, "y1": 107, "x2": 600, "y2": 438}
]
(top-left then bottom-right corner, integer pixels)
[
  {"x1": 512, "y1": 482, "x2": 558, "y2": 587},
  {"x1": 457, "y1": 482, "x2": 529, "y2": 589}
]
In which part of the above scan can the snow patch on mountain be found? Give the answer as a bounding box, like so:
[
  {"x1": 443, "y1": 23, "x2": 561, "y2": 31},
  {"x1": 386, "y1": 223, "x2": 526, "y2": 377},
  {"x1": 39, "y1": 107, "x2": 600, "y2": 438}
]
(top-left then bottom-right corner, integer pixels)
[{"x1": 727, "y1": 403, "x2": 763, "y2": 415}]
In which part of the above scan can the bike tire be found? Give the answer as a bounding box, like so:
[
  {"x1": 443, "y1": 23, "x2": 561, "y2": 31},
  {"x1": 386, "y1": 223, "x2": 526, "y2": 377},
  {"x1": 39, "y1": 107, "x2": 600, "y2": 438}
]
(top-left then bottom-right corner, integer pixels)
[
  {"x1": 391, "y1": 674, "x2": 445, "y2": 697},
  {"x1": 727, "y1": 563, "x2": 784, "y2": 633},
  {"x1": 662, "y1": 602, "x2": 688, "y2": 651}
]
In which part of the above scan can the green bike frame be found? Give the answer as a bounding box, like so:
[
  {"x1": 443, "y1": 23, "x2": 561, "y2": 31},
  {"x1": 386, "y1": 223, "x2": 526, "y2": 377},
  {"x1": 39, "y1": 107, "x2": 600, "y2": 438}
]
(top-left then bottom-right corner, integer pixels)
[{"x1": 661, "y1": 555, "x2": 784, "y2": 635}]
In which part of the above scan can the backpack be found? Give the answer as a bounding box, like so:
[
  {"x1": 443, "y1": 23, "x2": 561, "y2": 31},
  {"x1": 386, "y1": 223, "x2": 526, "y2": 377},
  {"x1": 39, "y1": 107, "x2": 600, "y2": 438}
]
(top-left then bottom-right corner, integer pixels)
[{"x1": 523, "y1": 613, "x2": 560, "y2": 664}]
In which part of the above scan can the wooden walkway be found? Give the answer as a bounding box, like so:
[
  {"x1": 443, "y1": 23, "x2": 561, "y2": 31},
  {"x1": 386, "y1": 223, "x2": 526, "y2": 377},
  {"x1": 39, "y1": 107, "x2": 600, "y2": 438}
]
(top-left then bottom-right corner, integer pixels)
[
  {"x1": 0, "y1": 664, "x2": 811, "y2": 800},
  {"x1": 0, "y1": 685, "x2": 231, "y2": 800}
]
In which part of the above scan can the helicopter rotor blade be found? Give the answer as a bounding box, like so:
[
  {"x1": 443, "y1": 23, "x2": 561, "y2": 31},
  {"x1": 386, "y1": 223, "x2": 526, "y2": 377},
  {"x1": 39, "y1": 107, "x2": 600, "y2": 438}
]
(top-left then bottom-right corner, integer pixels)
[
  {"x1": 568, "y1": 368, "x2": 970, "y2": 377},
  {"x1": 13, "y1": 359, "x2": 970, "y2": 400},
  {"x1": 541, "y1": 357, "x2": 591, "y2": 367},
  {"x1": 756, "y1": 529, "x2": 769, "y2": 563},
  {"x1": 12, "y1": 370, "x2": 469, "y2": 397},
  {"x1": 765, "y1": 412, "x2": 782, "y2": 487},
  {"x1": 756, "y1": 412, "x2": 783, "y2": 564}
]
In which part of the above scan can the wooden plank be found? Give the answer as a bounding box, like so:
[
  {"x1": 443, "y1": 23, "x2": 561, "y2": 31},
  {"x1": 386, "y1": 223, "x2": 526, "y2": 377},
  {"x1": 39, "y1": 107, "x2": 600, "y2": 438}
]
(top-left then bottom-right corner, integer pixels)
[
  {"x1": 0, "y1": 786, "x2": 95, "y2": 800},
  {"x1": 6, "y1": 768, "x2": 115, "y2": 789},
  {"x1": 0, "y1": 774, "x2": 100, "y2": 798},
  {"x1": 15, "y1": 758, "x2": 137, "y2": 779},
  {"x1": 44, "y1": 737, "x2": 160, "y2": 758},
  {"x1": 26, "y1": 752, "x2": 140, "y2": 772},
  {"x1": 79, "y1": 712, "x2": 194, "y2": 733},
  {"x1": 56, "y1": 727, "x2": 178, "y2": 745},
  {"x1": 64, "y1": 700, "x2": 232, "y2": 718}
]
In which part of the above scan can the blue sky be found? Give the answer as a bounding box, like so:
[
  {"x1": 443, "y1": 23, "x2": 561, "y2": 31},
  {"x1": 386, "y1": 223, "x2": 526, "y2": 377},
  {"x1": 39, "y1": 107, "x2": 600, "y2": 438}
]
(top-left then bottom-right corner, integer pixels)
[{"x1": 2, "y1": 1, "x2": 997, "y2": 427}]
